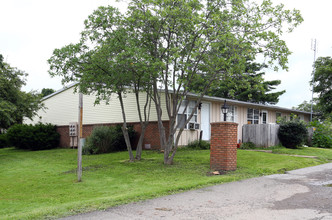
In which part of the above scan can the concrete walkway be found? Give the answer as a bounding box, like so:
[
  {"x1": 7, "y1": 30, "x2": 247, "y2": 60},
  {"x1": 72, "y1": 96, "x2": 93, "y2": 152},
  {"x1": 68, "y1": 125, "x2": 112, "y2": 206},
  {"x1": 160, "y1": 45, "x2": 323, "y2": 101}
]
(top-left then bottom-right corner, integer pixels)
[{"x1": 61, "y1": 163, "x2": 332, "y2": 220}]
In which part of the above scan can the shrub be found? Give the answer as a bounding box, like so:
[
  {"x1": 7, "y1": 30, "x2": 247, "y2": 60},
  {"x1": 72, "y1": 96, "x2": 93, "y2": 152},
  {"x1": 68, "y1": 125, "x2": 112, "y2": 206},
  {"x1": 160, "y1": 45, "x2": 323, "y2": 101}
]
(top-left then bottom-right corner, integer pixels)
[
  {"x1": 0, "y1": 134, "x2": 9, "y2": 148},
  {"x1": 310, "y1": 120, "x2": 332, "y2": 148},
  {"x1": 278, "y1": 120, "x2": 308, "y2": 148},
  {"x1": 186, "y1": 140, "x2": 210, "y2": 150},
  {"x1": 240, "y1": 142, "x2": 256, "y2": 149},
  {"x1": 6, "y1": 123, "x2": 60, "y2": 150},
  {"x1": 83, "y1": 125, "x2": 136, "y2": 155}
]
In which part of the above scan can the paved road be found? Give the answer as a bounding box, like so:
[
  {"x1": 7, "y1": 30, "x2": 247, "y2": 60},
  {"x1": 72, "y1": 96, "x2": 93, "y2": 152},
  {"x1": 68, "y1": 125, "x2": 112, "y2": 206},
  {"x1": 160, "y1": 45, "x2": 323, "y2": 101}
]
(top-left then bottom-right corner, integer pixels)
[{"x1": 62, "y1": 163, "x2": 332, "y2": 220}]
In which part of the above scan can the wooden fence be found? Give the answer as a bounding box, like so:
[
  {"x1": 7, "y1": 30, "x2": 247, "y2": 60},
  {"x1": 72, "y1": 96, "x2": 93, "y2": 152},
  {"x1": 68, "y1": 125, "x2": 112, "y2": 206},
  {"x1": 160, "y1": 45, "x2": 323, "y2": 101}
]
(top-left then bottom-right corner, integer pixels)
[{"x1": 242, "y1": 124, "x2": 280, "y2": 147}]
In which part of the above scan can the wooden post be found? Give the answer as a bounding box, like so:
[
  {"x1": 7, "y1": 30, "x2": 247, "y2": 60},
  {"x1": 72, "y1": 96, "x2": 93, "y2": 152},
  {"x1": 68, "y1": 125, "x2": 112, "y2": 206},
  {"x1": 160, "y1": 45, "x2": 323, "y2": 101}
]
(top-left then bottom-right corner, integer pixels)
[{"x1": 77, "y1": 93, "x2": 83, "y2": 182}]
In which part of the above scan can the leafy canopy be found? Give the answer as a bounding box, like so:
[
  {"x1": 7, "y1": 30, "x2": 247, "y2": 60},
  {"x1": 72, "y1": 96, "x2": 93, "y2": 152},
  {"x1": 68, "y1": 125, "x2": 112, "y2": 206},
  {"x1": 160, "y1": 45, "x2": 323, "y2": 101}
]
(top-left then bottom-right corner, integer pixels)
[
  {"x1": 312, "y1": 56, "x2": 332, "y2": 117},
  {"x1": 193, "y1": 61, "x2": 285, "y2": 104},
  {"x1": 48, "y1": 0, "x2": 303, "y2": 164},
  {"x1": 0, "y1": 54, "x2": 42, "y2": 129},
  {"x1": 41, "y1": 88, "x2": 55, "y2": 97}
]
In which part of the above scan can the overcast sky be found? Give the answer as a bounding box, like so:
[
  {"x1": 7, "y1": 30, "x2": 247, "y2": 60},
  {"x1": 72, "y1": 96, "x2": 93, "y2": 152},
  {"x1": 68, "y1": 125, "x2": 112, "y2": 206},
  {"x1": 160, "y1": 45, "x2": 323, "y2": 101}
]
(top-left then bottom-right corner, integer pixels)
[{"x1": 1, "y1": 0, "x2": 331, "y2": 109}]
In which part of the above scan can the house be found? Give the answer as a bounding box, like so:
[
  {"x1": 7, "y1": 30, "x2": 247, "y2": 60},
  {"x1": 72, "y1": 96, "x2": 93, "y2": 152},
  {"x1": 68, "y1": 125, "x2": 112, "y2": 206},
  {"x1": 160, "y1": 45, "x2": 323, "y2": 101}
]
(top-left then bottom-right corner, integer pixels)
[{"x1": 26, "y1": 84, "x2": 311, "y2": 149}]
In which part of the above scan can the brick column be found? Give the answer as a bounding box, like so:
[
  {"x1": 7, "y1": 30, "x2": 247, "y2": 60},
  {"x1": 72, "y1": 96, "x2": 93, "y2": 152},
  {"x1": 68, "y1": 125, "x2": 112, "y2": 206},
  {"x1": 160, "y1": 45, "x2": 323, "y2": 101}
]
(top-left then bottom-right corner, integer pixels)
[{"x1": 210, "y1": 122, "x2": 238, "y2": 171}]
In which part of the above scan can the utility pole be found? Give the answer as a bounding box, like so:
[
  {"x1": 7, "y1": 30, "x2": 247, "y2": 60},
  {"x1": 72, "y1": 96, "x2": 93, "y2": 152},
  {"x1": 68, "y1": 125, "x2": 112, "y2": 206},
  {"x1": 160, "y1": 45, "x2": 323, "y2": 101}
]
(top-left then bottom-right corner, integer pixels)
[
  {"x1": 310, "y1": 39, "x2": 317, "y2": 122},
  {"x1": 77, "y1": 93, "x2": 83, "y2": 182}
]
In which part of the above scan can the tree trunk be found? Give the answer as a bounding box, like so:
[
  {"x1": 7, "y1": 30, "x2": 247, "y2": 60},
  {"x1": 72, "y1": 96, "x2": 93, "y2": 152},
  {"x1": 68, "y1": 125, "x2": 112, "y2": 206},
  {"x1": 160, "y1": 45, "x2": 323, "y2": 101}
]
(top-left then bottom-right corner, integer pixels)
[
  {"x1": 134, "y1": 86, "x2": 152, "y2": 160},
  {"x1": 118, "y1": 92, "x2": 134, "y2": 162},
  {"x1": 135, "y1": 123, "x2": 146, "y2": 160}
]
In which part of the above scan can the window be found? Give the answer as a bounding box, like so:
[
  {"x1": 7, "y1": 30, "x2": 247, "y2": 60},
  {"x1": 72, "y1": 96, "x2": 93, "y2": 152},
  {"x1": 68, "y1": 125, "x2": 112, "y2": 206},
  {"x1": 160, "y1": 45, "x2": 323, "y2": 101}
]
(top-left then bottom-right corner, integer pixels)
[
  {"x1": 262, "y1": 111, "x2": 267, "y2": 124},
  {"x1": 221, "y1": 106, "x2": 237, "y2": 122},
  {"x1": 247, "y1": 108, "x2": 259, "y2": 124},
  {"x1": 177, "y1": 100, "x2": 197, "y2": 129}
]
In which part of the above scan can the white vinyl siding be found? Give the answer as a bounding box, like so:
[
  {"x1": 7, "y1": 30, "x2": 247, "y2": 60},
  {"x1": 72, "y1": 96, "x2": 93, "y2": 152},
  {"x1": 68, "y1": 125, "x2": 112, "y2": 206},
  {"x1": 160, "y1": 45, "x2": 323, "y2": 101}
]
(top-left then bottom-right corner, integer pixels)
[{"x1": 25, "y1": 87, "x2": 168, "y2": 126}]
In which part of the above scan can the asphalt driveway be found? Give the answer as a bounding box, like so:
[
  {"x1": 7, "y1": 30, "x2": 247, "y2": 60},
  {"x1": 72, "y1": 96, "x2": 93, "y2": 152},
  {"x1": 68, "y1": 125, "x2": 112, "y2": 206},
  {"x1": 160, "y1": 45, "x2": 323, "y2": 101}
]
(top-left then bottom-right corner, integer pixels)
[{"x1": 61, "y1": 163, "x2": 332, "y2": 220}]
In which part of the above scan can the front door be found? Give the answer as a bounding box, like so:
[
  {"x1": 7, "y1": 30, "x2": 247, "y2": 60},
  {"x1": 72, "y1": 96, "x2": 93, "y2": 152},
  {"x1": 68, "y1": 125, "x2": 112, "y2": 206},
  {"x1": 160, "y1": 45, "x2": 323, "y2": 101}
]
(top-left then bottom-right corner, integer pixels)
[{"x1": 201, "y1": 102, "x2": 210, "y2": 140}]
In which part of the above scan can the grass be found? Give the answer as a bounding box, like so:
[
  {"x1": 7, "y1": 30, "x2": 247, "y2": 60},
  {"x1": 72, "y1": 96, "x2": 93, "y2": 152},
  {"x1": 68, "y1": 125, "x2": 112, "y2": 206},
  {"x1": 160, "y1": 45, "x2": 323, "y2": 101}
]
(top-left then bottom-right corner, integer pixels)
[
  {"x1": 0, "y1": 147, "x2": 329, "y2": 219},
  {"x1": 271, "y1": 146, "x2": 332, "y2": 162}
]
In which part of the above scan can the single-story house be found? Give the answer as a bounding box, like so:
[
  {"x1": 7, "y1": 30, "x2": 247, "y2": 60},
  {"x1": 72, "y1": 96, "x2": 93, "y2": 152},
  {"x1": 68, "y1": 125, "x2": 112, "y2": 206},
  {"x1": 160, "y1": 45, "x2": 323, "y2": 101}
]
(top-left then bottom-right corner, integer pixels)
[{"x1": 25, "y1": 84, "x2": 311, "y2": 149}]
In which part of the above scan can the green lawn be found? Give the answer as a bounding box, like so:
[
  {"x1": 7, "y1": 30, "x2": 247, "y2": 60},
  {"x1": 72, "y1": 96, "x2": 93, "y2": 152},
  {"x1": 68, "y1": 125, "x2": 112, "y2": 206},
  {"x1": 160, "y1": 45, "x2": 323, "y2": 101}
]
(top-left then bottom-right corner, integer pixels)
[
  {"x1": 0, "y1": 147, "x2": 329, "y2": 219},
  {"x1": 272, "y1": 147, "x2": 332, "y2": 162}
]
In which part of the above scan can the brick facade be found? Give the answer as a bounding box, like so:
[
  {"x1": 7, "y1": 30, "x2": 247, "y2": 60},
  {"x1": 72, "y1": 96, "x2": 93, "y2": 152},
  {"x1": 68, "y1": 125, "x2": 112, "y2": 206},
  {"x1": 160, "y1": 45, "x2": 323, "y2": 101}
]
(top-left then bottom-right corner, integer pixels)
[
  {"x1": 56, "y1": 121, "x2": 169, "y2": 150},
  {"x1": 210, "y1": 122, "x2": 238, "y2": 171}
]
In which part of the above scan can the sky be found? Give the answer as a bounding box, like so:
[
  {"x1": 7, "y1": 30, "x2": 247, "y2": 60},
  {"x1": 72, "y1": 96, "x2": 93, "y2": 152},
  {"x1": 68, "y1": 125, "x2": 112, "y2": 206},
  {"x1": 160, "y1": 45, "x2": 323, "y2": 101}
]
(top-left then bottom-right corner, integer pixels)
[{"x1": 1, "y1": 0, "x2": 331, "y2": 109}]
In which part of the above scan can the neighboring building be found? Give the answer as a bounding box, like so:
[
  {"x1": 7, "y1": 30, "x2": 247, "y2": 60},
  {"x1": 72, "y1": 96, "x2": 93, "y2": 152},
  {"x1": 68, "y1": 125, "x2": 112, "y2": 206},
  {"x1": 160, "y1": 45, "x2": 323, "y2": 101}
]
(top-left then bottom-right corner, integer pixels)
[{"x1": 26, "y1": 84, "x2": 311, "y2": 149}]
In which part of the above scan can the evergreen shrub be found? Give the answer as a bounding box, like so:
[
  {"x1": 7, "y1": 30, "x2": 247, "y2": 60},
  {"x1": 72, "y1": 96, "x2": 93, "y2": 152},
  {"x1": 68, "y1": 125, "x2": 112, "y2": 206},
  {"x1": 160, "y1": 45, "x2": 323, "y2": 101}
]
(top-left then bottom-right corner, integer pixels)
[
  {"x1": 278, "y1": 120, "x2": 308, "y2": 148},
  {"x1": 83, "y1": 125, "x2": 136, "y2": 155},
  {"x1": 6, "y1": 123, "x2": 60, "y2": 150},
  {"x1": 0, "y1": 134, "x2": 9, "y2": 148}
]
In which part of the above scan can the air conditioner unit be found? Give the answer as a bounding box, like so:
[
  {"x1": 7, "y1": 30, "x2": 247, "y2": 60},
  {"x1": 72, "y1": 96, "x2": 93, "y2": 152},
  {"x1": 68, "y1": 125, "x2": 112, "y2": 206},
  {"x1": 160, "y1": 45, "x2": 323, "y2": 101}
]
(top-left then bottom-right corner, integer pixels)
[{"x1": 189, "y1": 122, "x2": 200, "y2": 130}]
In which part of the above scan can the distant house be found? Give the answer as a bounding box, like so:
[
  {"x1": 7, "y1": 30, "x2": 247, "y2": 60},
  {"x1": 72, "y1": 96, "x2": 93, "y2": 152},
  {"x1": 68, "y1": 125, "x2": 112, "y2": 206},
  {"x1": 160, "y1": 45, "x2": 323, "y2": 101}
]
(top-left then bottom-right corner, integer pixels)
[{"x1": 26, "y1": 84, "x2": 311, "y2": 149}]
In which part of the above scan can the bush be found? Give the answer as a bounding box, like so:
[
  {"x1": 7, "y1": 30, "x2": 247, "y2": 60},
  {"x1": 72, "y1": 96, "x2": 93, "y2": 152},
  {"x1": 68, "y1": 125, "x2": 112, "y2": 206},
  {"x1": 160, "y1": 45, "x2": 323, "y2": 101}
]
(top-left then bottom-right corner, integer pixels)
[
  {"x1": 278, "y1": 120, "x2": 308, "y2": 148},
  {"x1": 186, "y1": 140, "x2": 210, "y2": 150},
  {"x1": 6, "y1": 123, "x2": 60, "y2": 150},
  {"x1": 240, "y1": 142, "x2": 256, "y2": 149},
  {"x1": 310, "y1": 120, "x2": 332, "y2": 148},
  {"x1": 83, "y1": 125, "x2": 136, "y2": 155},
  {"x1": 0, "y1": 134, "x2": 9, "y2": 148}
]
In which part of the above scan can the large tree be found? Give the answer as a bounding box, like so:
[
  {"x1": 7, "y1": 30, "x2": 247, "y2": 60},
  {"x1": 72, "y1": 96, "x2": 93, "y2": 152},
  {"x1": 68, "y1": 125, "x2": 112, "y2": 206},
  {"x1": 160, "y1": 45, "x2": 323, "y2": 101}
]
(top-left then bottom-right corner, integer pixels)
[
  {"x1": 48, "y1": 7, "x2": 153, "y2": 161},
  {"x1": 126, "y1": 0, "x2": 302, "y2": 164},
  {"x1": 193, "y1": 61, "x2": 285, "y2": 104},
  {"x1": 312, "y1": 56, "x2": 332, "y2": 117},
  {"x1": 49, "y1": 0, "x2": 302, "y2": 165},
  {"x1": 41, "y1": 88, "x2": 55, "y2": 97},
  {"x1": 0, "y1": 54, "x2": 42, "y2": 130},
  {"x1": 293, "y1": 99, "x2": 324, "y2": 120}
]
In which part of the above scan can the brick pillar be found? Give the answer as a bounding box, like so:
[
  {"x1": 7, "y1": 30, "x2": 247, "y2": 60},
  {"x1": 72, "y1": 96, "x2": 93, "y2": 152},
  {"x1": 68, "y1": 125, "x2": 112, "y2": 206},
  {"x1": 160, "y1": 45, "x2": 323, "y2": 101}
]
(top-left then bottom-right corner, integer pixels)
[{"x1": 210, "y1": 122, "x2": 238, "y2": 171}]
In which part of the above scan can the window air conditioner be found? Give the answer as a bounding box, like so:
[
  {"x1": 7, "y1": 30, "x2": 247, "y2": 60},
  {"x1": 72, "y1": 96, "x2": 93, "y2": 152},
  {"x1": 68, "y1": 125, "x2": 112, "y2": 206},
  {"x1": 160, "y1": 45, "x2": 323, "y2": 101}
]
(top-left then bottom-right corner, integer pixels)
[{"x1": 189, "y1": 122, "x2": 200, "y2": 130}]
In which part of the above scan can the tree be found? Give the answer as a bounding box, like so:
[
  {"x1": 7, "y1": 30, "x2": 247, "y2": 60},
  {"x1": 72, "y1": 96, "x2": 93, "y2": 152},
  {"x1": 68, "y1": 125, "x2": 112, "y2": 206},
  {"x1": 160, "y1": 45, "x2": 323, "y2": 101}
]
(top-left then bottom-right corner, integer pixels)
[
  {"x1": 312, "y1": 56, "x2": 332, "y2": 117},
  {"x1": 126, "y1": 0, "x2": 302, "y2": 164},
  {"x1": 293, "y1": 99, "x2": 325, "y2": 120},
  {"x1": 49, "y1": 0, "x2": 302, "y2": 165},
  {"x1": 41, "y1": 88, "x2": 55, "y2": 97},
  {"x1": 48, "y1": 7, "x2": 153, "y2": 161},
  {"x1": 194, "y1": 61, "x2": 285, "y2": 104},
  {"x1": 0, "y1": 54, "x2": 42, "y2": 130}
]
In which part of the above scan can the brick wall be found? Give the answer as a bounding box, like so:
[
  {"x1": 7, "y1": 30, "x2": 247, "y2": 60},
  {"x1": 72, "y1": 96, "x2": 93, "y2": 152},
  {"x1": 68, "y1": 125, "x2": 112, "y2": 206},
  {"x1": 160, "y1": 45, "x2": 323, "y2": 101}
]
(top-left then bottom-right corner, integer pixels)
[
  {"x1": 210, "y1": 122, "x2": 238, "y2": 171},
  {"x1": 56, "y1": 121, "x2": 169, "y2": 150}
]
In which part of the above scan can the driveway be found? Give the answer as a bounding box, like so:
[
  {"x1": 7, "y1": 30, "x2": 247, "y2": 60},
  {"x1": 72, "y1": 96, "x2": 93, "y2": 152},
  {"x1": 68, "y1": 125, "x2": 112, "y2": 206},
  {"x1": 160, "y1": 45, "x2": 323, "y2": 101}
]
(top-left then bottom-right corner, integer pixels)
[{"x1": 61, "y1": 163, "x2": 332, "y2": 220}]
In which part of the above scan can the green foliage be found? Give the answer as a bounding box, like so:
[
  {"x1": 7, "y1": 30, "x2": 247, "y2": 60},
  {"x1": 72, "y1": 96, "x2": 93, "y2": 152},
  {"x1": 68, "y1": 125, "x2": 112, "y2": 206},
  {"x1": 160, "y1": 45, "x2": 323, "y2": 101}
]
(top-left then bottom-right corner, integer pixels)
[
  {"x1": 293, "y1": 99, "x2": 323, "y2": 120},
  {"x1": 201, "y1": 61, "x2": 285, "y2": 104},
  {"x1": 83, "y1": 125, "x2": 136, "y2": 155},
  {"x1": 6, "y1": 123, "x2": 59, "y2": 150},
  {"x1": 309, "y1": 120, "x2": 332, "y2": 148},
  {"x1": 278, "y1": 120, "x2": 308, "y2": 149},
  {"x1": 41, "y1": 88, "x2": 55, "y2": 97},
  {"x1": 240, "y1": 142, "x2": 256, "y2": 149},
  {"x1": 312, "y1": 56, "x2": 332, "y2": 116},
  {"x1": 0, "y1": 134, "x2": 9, "y2": 148},
  {"x1": 185, "y1": 140, "x2": 210, "y2": 150},
  {"x1": 0, "y1": 54, "x2": 43, "y2": 129},
  {"x1": 48, "y1": 0, "x2": 303, "y2": 164}
]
